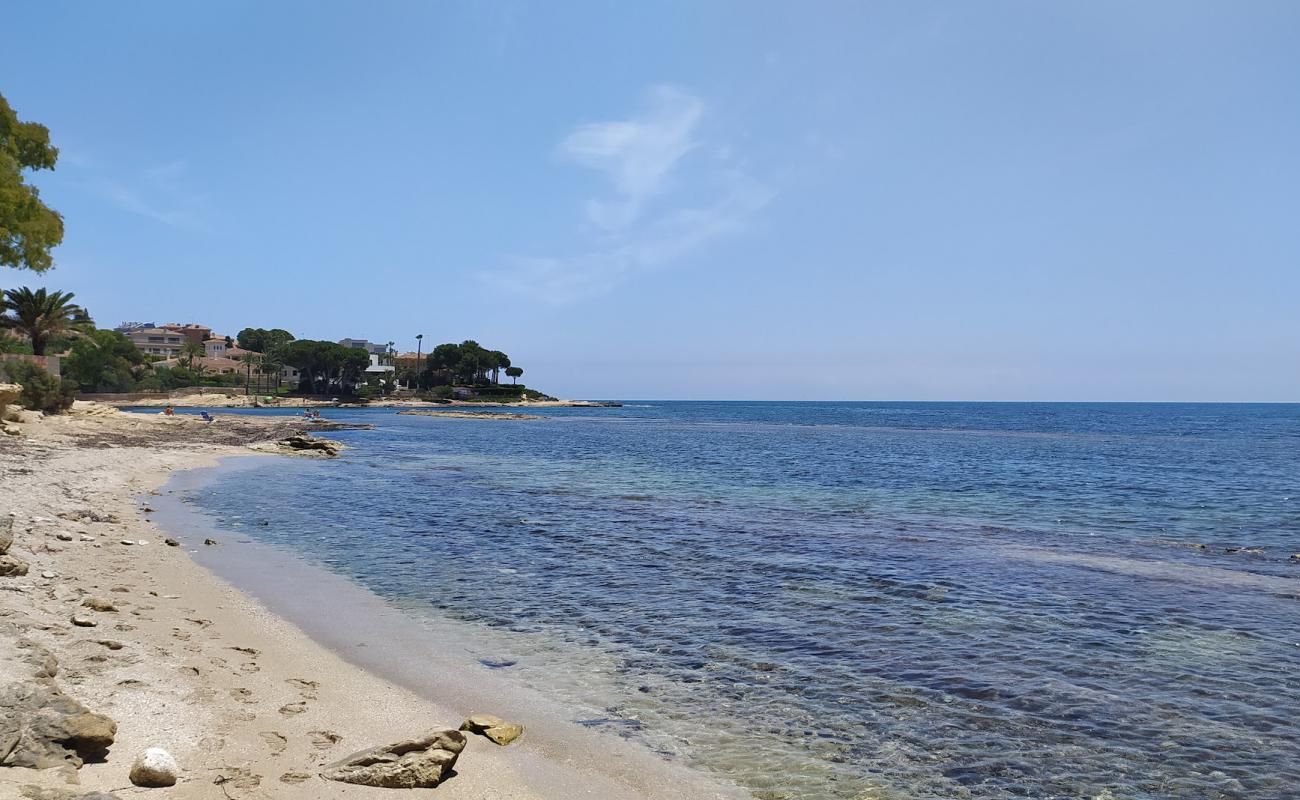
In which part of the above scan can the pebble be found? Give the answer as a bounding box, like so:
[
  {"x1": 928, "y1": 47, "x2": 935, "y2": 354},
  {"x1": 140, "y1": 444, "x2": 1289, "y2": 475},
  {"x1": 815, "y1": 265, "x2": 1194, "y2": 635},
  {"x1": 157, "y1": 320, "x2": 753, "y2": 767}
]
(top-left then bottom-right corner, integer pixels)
[
  {"x1": 71, "y1": 614, "x2": 97, "y2": 627},
  {"x1": 204, "y1": 538, "x2": 218, "y2": 546},
  {"x1": 120, "y1": 540, "x2": 135, "y2": 546},
  {"x1": 80, "y1": 534, "x2": 95, "y2": 542},
  {"x1": 40, "y1": 571, "x2": 56, "y2": 579},
  {"x1": 56, "y1": 532, "x2": 74, "y2": 541},
  {"x1": 164, "y1": 538, "x2": 179, "y2": 547}
]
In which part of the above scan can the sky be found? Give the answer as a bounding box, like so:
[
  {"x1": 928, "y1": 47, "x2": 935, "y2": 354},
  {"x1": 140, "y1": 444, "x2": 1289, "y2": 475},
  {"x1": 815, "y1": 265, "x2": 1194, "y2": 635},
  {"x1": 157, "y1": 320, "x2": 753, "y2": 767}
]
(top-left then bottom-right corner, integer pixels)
[{"x1": 2, "y1": 1, "x2": 1297, "y2": 401}]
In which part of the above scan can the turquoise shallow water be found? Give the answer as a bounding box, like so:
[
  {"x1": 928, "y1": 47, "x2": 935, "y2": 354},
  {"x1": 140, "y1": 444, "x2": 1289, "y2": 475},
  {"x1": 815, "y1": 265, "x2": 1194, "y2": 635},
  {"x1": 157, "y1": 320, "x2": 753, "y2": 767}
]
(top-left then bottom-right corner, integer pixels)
[{"x1": 149, "y1": 402, "x2": 1299, "y2": 799}]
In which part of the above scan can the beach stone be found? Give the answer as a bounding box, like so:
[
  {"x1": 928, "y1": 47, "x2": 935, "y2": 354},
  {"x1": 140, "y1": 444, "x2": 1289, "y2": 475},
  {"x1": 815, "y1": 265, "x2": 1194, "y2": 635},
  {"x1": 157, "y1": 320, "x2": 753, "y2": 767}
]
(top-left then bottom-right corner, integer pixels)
[
  {"x1": 164, "y1": 538, "x2": 179, "y2": 547},
  {"x1": 0, "y1": 519, "x2": 14, "y2": 554},
  {"x1": 79, "y1": 535, "x2": 94, "y2": 542},
  {"x1": 0, "y1": 556, "x2": 29, "y2": 577},
  {"x1": 70, "y1": 615, "x2": 97, "y2": 628},
  {"x1": 40, "y1": 571, "x2": 56, "y2": 579},
  {"x1": 203, "y1": 538, "x2": 218, "y2": 546},
  {"x1": 0, "y1": 680, "x2": 117, "y2": 767},
  {"x1": 320, "y1": 729, "x2": 465, "y2": 789},
  {"x1": 128, "y1": 747, "x2": 179, "y2": 787},
  {"x1": 119, "y1": 540, "x2": 134, "y2": 546},
  {"x1": 460, "y1": 713, "x2": 524, "y2": 745},
  {"x1": 81, "y1": 597, "x2": 117, "y2": 613},
  {"x1": 56, "y1": 533, "x2": 73, "y2": 542}
]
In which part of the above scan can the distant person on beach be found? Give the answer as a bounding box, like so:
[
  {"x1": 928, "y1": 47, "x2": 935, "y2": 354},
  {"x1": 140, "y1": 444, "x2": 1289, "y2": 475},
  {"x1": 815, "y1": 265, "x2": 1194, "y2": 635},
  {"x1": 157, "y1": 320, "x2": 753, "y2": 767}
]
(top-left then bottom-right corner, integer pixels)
[{"x1": 163, "y1": 405, "x2": 174, "y2": 416}]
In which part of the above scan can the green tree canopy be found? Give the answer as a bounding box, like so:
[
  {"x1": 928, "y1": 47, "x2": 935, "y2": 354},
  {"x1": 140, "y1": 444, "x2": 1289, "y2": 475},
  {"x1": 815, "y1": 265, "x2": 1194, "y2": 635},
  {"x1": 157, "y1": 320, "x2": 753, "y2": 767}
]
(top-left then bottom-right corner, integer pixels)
[
  {"x1": 0, "y1": 286, "x2": 86, "y2": 355},
  {"x1": 0, "y1": 93, "x2": 63, "y2": 273},
  {"x1": 424, "y1": 340, "x2": 517, "y2": 385},
  {"x1": 63, "y1": 329, "x2": 146, "y2": 393},
  {"x1": 236, "y1": 327, "x2": 295, "y2": 354}
]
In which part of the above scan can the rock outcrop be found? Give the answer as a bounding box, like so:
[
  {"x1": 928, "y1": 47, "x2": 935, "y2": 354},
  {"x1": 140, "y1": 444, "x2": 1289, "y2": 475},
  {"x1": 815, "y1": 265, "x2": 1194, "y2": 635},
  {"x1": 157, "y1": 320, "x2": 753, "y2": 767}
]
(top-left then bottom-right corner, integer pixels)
[
  {"x1": 0, "y1": 621, "x2": 117, "y2": 769},
  {"x1": 320, "y1": 729, "x2": 465, "y2": 788},
  {"x1": 459, "y1": 713, "x2": 524, "y2": 745},
  {"x1": 0, "y1": 680, "x2": 117, "y2": 768},
  {"x1": 277, "y1": 434, "x2": 339, "y2": 457}
]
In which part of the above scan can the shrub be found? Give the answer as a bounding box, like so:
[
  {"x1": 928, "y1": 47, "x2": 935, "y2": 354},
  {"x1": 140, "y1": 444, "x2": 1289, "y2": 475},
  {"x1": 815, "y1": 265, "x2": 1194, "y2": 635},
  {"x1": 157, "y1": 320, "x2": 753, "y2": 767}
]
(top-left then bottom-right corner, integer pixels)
[{"x1": 2, "y1": 360, "x2": 76, "y2": 413}]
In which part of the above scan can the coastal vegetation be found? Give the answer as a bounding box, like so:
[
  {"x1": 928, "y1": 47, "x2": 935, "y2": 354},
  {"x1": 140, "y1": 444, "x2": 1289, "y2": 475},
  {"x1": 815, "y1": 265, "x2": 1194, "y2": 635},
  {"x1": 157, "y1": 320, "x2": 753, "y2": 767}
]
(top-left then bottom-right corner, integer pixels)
[
  {"x1": 0, "y1": 93, "x2": 63, "y2": 273},
  {"x1": 1, "y1": 287, "x2": 87, "y2": 356}
]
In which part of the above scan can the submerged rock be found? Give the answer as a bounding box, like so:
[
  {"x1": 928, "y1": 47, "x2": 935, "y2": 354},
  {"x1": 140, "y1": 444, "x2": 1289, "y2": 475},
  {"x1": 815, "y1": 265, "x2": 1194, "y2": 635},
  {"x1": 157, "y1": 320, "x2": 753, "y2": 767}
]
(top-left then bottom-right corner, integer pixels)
[
  {"x1": 320, "y1": 729, "x2": 465, "y2": 788},
  {"x1": 128, "y1": 747, "x2": 179, "y2": 787},
  {"x1": 203, "y1": 538, "x2": 218, "y2": 546},
  {"x1": 163, "y1": 538, "x2": 179, "y2": 547},
  {"x1": 0, "y1": 680, "x2": 117, "y2": 767},
  {"x1": 460, "y1": 713, "x2": 524, "y2": 745}
]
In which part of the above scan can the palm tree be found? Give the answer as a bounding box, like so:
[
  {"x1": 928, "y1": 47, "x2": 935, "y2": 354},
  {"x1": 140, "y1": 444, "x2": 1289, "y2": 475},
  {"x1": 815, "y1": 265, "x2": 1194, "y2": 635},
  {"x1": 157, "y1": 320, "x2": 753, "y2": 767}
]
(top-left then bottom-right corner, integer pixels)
[
  {"x1": 180, "y1": 340, "x2": 204, "y2": 370},
  {"x1": 240, "y1": 351, "x2": 259, "y2": 395},
  {"x1": 0, "y1": 287, "x2": 86, "y2": 355}
]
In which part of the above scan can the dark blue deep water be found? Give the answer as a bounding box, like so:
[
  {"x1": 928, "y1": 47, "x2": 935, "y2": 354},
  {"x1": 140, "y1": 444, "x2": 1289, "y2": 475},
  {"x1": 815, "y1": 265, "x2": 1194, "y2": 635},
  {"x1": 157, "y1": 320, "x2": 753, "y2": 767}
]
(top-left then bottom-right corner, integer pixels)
[{"x1": 165, "y1": 402, "x2": 1299, "y2": 799}]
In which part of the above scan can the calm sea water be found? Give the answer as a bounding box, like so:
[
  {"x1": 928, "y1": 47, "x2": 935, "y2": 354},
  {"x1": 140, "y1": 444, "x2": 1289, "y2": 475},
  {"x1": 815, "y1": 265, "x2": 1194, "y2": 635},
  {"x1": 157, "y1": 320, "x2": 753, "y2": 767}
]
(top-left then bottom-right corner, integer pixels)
[{"x1": 164, "y1": 402, "x2": 1299, "y2": 799}]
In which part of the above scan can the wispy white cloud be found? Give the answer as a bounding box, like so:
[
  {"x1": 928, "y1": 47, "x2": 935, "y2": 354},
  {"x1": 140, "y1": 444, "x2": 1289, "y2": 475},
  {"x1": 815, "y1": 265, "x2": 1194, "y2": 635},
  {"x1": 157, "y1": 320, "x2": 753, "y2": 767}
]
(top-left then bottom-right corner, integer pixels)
[
  {"x1": 484, "y1": 85, "x2": 773, "y2": 304},
  {"x1": 82, "y1": 159, "x2": 210, "y2": 231},
  {"x1": 559, "y1": 85, "x2": 703, "y2": 230}
]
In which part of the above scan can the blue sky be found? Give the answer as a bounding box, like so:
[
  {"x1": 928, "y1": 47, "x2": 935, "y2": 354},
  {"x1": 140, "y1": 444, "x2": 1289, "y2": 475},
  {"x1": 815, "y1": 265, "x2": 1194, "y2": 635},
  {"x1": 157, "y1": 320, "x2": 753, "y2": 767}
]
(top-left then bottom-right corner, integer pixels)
[{"x1": 2, "y1": 1, "x2": 1297, "y2": 400}]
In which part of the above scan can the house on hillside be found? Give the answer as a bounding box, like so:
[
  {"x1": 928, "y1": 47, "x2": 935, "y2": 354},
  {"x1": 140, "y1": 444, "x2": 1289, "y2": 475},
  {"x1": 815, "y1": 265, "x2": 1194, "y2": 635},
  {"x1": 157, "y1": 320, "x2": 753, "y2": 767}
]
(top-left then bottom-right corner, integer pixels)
[
  {"x1": 163, "y1": 323, "x2": 213, "y2": 345},
  {"x1": 339, "y1": 338, "x2": 391, "y2": 355},
  {"x1": 121, "y1": 327, "x2": 185, "y2": 357},
  {"x1": 153, "y1": 356, "x2": 242, "y2": 375},
  {"x1": 203, "y1": 337, "x2": 228, "y2": 358}
]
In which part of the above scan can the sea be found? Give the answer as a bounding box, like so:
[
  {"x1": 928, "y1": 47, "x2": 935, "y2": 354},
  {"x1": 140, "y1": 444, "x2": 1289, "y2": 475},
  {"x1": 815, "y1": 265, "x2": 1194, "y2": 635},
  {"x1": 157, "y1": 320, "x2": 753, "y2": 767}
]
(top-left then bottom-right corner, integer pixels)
[{"x1": 144, "y1": 402, "x2": 1300, "y2": 799}]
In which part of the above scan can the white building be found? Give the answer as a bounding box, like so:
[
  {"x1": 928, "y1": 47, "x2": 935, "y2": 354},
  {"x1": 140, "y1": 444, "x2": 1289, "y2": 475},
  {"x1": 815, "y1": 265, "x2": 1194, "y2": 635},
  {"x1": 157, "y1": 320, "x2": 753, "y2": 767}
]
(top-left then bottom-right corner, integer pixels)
[{"x1": 122, "y1": 327, "x2": 185, "y2": 357}]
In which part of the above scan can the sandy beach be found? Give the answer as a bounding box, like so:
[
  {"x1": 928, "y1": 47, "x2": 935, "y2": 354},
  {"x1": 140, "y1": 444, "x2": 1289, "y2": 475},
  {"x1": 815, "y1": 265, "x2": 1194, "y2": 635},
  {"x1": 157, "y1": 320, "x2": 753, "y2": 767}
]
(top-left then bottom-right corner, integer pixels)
[{"x1": 0, "y1": 404, "x2": 744, "y2": 800}]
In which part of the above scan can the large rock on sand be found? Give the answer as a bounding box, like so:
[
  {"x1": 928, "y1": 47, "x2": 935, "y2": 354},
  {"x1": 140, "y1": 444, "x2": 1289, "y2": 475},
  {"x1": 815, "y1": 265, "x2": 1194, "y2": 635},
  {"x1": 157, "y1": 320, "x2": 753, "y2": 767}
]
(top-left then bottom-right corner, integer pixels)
[
  {"x1": 320, "y1": 729, "x2": 465, "y2": 788},
  {"x1": 0, "y1": 517, "x2": 13, "y2": 555},
  {"x1": 0, "y1": 680, "x2": 117, "y2": 768}
]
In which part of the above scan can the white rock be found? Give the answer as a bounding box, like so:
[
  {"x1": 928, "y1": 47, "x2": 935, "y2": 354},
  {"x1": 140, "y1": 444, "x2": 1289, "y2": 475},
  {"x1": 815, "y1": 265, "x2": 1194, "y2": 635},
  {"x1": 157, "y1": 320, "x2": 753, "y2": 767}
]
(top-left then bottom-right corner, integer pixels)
[
  {"x1": 129, "y1": 747, "x2": 179, "y2": 787},
  {"x1": 80, "y1": 535, "x2": 95, "y2": 542},
  {"x1": 137, "y1": 540, "x2": 149, "y2": 545},
  {"x1": 40, "y1": 571, "x2": 56, "y2": 579}
]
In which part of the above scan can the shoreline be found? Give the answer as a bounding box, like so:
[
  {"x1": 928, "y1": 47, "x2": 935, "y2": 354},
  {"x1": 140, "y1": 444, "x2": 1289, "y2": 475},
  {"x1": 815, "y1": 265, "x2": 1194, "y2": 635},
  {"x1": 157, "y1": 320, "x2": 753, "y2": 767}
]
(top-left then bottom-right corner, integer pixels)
[
  {"x1": 0, "y1": 404, "x2": 744, "y2": 799},
  {"x1": 100, "y1": 393, "x2": 621, "y2": 410}
]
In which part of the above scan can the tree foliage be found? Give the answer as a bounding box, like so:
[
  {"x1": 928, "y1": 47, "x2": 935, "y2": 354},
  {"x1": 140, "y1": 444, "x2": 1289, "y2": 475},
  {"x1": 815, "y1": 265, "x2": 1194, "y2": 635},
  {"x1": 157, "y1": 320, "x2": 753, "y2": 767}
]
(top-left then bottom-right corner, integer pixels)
[
  {"x1": 283, "y1": 339, "x2": 370, "y2": 394},
  {"x1": 0, "y1": 286, "x2": 87, "y2": 355},
  {"x1": 63, "y1": 328, "x2": 146, "y2": 392},
  {"x1": 424, "y1": 340, "x2": 516, "y2": 385},
  {"x1": 236, "y1": 327, "x2": 295, "y2": 354},
  {"x1": 0, "y1": 93, "x2": 63, "y2": 273}
]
